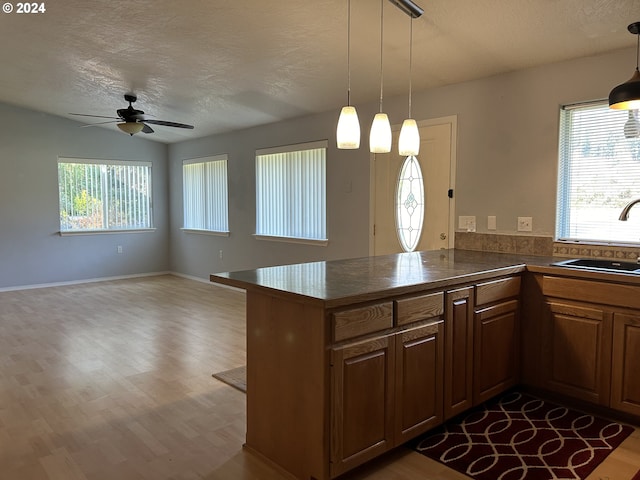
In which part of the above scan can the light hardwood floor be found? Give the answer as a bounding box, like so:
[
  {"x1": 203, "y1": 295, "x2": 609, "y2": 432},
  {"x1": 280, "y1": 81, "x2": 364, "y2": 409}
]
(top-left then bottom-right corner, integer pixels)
[{"x1": 1, "y1": 275, "x2": 639, "y2": 480}]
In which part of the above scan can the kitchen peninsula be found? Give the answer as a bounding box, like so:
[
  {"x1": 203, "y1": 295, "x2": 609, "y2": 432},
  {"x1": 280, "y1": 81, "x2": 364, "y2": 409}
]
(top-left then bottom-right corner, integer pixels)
[{"x1": 210, "y1": 249, "x2": 640, "y2": 480}]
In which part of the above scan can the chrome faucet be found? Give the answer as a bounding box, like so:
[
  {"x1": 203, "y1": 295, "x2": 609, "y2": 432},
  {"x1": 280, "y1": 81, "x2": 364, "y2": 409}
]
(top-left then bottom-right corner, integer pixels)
[{"x1": 619, "y1": 198, "x2": 640, "y2": 221}]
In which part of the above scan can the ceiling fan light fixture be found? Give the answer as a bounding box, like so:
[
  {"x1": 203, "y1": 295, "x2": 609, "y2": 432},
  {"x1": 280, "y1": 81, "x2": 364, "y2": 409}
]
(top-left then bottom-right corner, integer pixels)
[
  {"x1": 117, "y1": 122, "x2": 144, "y2": 136},
  {"x1": 609, "y1": 22, "x2": 640, "y2": 110}
]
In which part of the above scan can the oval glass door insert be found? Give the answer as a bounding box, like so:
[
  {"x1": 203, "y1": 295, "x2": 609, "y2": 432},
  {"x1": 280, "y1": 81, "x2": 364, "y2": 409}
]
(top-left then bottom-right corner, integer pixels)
[{"x1": 395, "y1": 155, "x2": 424, "y2": 252}]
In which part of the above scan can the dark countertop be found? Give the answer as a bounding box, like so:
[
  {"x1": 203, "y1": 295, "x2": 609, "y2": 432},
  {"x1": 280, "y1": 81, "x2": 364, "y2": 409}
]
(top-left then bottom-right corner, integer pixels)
[{"x1": 210, "y1": 249, "x2": 568, "y2": 308}]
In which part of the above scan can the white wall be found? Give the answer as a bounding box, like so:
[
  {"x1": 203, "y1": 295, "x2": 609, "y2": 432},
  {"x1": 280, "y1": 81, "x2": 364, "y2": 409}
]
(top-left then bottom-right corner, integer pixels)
[
  {"x1": 169, "y1": 47, "x2": 636, "y2": 278},
  {"x1": 0, "y1": 103, "x2": 170, "y2": 289}
]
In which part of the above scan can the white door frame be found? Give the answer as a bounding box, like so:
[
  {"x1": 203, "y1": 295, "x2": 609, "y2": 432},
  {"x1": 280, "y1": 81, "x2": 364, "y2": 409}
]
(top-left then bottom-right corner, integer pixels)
[{"x1": 368, "y1": 115, "x2": 458, "y2": 255}]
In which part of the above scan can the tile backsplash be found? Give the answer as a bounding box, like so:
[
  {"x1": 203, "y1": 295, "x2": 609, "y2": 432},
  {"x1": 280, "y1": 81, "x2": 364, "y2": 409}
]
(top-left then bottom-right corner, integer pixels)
[{"x1": 455, "y1": 232, "x2": 640, "y2": 261}]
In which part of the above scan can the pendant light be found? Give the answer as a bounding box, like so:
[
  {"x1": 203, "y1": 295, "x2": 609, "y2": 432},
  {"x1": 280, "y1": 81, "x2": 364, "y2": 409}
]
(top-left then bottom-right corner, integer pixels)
[
  {"x1": 398, "y1": 15, "x2": 420, "y2": 156},
  {"x1": 369, "y1": 0, "x2": 392, "y2": 153},
  {"x1": 609, "y1": 21, "x2": 640, "y2": 110},
  {"x1": 336, "y1": 0, "x2": 361, "y2": 149},
  {"x1": 624, "y1": 109, "x2": 640, "y2": 138}
]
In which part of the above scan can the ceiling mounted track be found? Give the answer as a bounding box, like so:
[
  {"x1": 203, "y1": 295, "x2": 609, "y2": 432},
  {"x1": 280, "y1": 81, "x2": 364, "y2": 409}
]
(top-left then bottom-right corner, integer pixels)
[{"x1": 388, "y1": 0, "x2": 423, "y2": 18}]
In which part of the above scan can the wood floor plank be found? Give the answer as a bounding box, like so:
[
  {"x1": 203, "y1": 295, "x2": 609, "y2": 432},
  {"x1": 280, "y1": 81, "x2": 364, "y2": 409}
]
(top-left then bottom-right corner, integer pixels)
[{"x1": 0, "y1": 274, "x2": 638, "y2": 479}]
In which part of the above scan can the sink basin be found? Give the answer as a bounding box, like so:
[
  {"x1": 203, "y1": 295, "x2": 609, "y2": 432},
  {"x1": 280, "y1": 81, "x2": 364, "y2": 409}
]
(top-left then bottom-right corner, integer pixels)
[{"x1": 551, "y1": 258, "x2": 640, "y2": 274}]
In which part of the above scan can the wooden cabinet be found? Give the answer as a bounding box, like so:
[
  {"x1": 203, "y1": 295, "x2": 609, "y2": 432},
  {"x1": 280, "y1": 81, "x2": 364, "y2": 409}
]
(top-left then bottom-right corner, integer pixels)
[
  {"x1": 611, "y1": 312, "x2": 640, "y2": 416},
  {"x1": 473, "y1": 276, "x2": 521, "y2": 405},
  {"x1": 474, "y1": 300, "x2": 519, "y2": 404},
  {"x1": 330, "y1": 332, "x2": 395, "y2": 478},
  {"x1": 542, "y1": 300, "x2": 612, "y2": 405},
  {"x1": 394, "y1": 320, "x2": 444, "y2": 443},
  {"x1": 444, "y1": 287, "x2": 474, "y2": 419},
  {"x1": 330, "y1": 293, "x2": 444, "y2": 476}
]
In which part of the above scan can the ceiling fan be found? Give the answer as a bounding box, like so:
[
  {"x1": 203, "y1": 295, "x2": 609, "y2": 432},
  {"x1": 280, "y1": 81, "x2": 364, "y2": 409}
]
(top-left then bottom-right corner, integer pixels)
[{"x1": 71, "y1": 93, "x2": 194, "y2": 136}]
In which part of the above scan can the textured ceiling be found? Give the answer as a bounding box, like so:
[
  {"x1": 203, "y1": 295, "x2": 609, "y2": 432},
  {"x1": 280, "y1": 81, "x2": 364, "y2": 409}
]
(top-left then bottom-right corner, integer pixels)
[{"x1": 0, "y1": 0, "x2": 639, "y2": 143}]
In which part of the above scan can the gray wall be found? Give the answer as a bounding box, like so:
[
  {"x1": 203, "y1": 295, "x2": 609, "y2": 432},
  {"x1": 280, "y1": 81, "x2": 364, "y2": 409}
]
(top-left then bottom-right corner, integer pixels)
[
  {"x1": 168, "y1": 111, "x2": 371, "y2": 278},
  {"x1": 169, "y1": 47, "x2": 636, "y2": 278},
  {"x1": 0, "y1": 46, "x2": 634, "y2": 288},
  {"x1": 0, "y1": 103, "x2": 169, "y2": 289}
]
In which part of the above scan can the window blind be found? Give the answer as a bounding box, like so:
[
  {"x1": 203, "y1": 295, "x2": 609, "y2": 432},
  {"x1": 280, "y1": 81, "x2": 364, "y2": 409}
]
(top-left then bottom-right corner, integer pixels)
[
  {"x1": 183, "y1": 155, "x2": 229, "y2": 232},
  {"x1": 557, "y1": 102, "x2": 640, "y2": 243},
  {"x1": 255, "y1": 141, "x2": 327, "y2": 241}
]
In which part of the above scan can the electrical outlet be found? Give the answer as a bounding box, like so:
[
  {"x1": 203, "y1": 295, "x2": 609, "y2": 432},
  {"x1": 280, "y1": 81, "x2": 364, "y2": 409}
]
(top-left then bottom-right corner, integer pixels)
[
  {"x1": 117, "y1": 245, "x2": 123, "y2": 254},
  {"x1": 458, "y1": 215, "x2": 476, "y2": 232},
  {"x1": 219, "y1": 249, "x2": 223, "y2": 259},
  {"x1": 488, "y1": 216, "x2": 497, "y2": 231},
  {"x1": 517, "y1": 217, "x2": 533, "y2": 232}
]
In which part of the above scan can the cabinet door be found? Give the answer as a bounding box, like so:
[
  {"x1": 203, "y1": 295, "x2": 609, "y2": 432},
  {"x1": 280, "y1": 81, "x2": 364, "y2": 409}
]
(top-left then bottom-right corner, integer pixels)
[
  {"x1": 543, "y1": 301, "x2": 612, "y2": 405},
  {"x1": 444, "y1": 287, "x2": 474, "y2": 420},
  {"x1": 395, "y1": 320, "x2": 444, "y2": 444},
  {"x1": 611, "y1": 312, "x2": 640, "y2": 416},
  {"x1": 330, "y1": 333, "x2": 395, "y2": 478},
  {"x1": 474, "y1": 300, "x2": 519, "y2": 404}
]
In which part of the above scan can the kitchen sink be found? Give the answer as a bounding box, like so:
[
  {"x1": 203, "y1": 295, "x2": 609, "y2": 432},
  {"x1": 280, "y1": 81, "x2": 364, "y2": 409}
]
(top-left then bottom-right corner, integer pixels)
[{"x1": 551, "y1": 258, "x2": 640, "y2": 274}]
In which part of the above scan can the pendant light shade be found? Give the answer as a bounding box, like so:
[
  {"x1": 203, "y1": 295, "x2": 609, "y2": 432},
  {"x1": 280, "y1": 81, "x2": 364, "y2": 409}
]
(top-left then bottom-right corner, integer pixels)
[
  {"x1": 337, "y1": 0, "x2": 361, "y2": 149},
  {"x1": 399, "y1": 15, "x2": 420, "y2": 155},
  {"x1": 609, "y1": 22, "x2": 640, "y2": 111},
  {"x1": 369, "y1": 0, "x2": 392, "y2": 153},
  {"x1": 370, "y1": 113, "x2": 392, "y2": 153},
  {"x1": 337, "y1": 106, "x2": 361, "y2": 149},
  {"x1": 399, "y1": 118, "x2": 420, "y2": 155}
]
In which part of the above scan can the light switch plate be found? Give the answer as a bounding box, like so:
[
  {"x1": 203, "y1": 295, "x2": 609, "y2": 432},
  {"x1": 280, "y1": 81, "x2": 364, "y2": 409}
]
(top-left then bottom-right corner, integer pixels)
[{"x1": 488, "y1": 216, "x2": 497, "y2": 230}]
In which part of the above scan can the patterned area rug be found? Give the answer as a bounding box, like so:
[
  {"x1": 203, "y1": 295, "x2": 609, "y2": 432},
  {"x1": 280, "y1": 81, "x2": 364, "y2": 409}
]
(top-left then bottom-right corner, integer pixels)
[
  {"x1": 414, "y1": 391, "x2": 633, "y2": 480},
  {"x1": 212, "y1": 365, "x2": 246, "y2": 393}
]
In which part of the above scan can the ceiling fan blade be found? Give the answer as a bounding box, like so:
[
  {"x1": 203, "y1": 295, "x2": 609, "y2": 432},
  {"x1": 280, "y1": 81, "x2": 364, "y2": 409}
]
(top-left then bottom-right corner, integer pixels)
[
  {"x1": 141, "y1": 123, "x2": 154, "y2": 134},
  {"x1": 70, "y1": 113, "x2": 120, "y2": 120},
  {"x1": 80, "y1": 120, "x2": 119, "y2": 127},
  {"x1": 143, "y1": 119, "x2": 194, "y2": 129}
]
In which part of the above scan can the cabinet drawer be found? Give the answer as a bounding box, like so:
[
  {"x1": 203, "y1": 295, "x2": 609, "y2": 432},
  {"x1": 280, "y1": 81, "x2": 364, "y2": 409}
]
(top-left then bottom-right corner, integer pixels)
[
  {"x1": 543, "y1": 276, "x2": 640, "y2": 310},
  {"x1": 333, "y1": 302, "x2": 393, "y2": 342},
  {"x1": 475, "y1": 276, "x2": 521, "y2": 306},
  {"x1": 396, "y1": 292, "x2": 444, "y2": 326}
]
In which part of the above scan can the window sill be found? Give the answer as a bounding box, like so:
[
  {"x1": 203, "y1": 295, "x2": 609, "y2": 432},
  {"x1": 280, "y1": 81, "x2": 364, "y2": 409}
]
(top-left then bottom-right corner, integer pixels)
[
  {"x1": 59, "y1": 228, "x2": 156, "y2": 236},
  {"x1": 181, "y1": 228, "x2": 230, "y2": 237},
  {"x1": 254, "y1": 234, "x2": 328, "y2": 246}
]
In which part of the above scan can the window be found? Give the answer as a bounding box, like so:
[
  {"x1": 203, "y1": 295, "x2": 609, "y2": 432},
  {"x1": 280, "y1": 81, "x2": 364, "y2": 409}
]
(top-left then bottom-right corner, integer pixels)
[
  {"x1": 557, "y1": 102, "x2": 640, "y2": 243},
  {"x1": 396, "y1": 155, "x2": 425, "y2": 252},
  {"x1": 255, "y1": 141, "x2": 327, "y2": 242},
  {"x1": 183, "y1": 155, "x2": 229, "y2": 233},
  {"x1": 58, "y1": 158, "x2": 152, "y2": 233}
]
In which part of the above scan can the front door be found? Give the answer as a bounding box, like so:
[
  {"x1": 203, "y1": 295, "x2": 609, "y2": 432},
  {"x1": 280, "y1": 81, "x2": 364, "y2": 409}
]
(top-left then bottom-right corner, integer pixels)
[{"x1": 371, "y1": 116, "x2": 456, "y2": 255}]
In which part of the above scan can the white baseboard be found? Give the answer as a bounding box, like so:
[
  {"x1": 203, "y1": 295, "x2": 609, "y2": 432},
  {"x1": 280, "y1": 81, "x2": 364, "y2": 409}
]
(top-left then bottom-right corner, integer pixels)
[
  {"x1": 0, "y1": 271, "x2": 244, "y2": 293},
  {"x1": 0, "y1": 271, "x2": 171, "y2": 293}
]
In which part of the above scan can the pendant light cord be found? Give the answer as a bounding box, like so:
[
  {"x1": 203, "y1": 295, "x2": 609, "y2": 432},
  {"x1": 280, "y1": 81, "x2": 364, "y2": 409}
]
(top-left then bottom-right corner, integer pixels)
[
  {"x1": 408, "y1": 17, "x2": 413, "y2": 118},
  {"x1": 636, "y1": 29, "x2": 639, "y2": 72},
  {"x1": 347, "y1": 0, "x2": 352, "y2": 106},
  {"x1": 378, "y1": 0, "x2": 384, "y2": 113}
]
